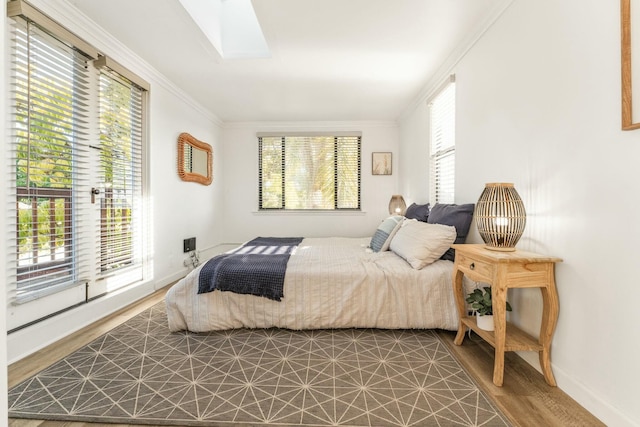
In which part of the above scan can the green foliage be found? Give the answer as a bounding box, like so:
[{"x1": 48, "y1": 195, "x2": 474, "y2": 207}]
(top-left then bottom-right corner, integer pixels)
[
  {"x1": 260, "y1": 136, "x2": 359, "y2": 209},
  {"x1": 15, "y1": 57, "x2": 75, "y2": 264},
  {"x1": 336, "y1": 142, "x2": 359, "y2": 209},
  {"x1": 260, "y1": 138, "x2": 284, "y2": 208},
  {"x1": 16, "y1": 64, "x2": 138, "y2": 273},
  {"x1": 14, "y1": 65, "x2": 75, "y2": 190},
  {"x1": 285, "y1": 136, "x2": 335, "y2": 209},
  {"x1": 17, "y1": 196, "x2": 67, "y2": 259},
  {"x1": 97, "y1": 73, "x2": 138, "y2": 272},
  {"x1": 465, "y1": 286, "x2": 513, "y2": 316}
]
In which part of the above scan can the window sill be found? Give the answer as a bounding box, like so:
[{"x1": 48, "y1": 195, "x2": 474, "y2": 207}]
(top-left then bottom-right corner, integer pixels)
[{"x1": 253, "y1": 210, "x2": 367, "y2": 216}]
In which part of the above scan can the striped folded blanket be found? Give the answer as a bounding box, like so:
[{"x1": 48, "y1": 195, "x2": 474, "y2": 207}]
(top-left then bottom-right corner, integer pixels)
[{"x1": 198, "y1": 237, "x2": 303, "y2": 301}]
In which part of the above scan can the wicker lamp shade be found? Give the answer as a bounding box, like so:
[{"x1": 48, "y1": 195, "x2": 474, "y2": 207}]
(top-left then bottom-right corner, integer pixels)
[
  {"x1": 475, "y1": 183, "x2": 526, "y2": 251},
  {"x1": 388, "y1": 195, "x2": 407, "y2": 215}
]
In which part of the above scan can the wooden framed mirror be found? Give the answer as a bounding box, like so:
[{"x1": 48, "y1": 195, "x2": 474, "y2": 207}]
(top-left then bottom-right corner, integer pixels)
[
  {"x1": 622, "y1": 0, "x2": 640, "y2": 130},
  {"x1": 177, "y1": 132, "x2": 213, "y2": 185}
]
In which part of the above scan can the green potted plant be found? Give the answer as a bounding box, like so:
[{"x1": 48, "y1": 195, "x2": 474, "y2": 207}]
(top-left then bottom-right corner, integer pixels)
[{"x1": 465, "y1": 286, "x2": 512, "y2": 331}]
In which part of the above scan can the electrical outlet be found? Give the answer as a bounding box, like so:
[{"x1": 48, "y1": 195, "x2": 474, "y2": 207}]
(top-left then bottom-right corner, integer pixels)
[{"x1": 183, "y1": 237, "x2": 196, "y2": 253}]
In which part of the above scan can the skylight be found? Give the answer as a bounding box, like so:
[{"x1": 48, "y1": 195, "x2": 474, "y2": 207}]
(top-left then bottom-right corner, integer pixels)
[{"x1": 178, "y1": 0, "x2": 270, "y2": 59}]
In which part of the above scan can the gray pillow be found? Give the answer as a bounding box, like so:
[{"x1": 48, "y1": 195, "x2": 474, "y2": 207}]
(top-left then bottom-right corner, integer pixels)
[
  {"x1": 369, "y1": 216, "x2": 404, "y2": 252},
  {"x1": 404, "y1": 202, "x2": 430, "y2": 222},
  {"x1": 427, "y1": 203, "x2": 475, "y2": 261}
]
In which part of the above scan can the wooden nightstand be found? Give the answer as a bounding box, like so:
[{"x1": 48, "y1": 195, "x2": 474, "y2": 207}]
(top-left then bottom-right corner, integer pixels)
[{"x1": 451, "y1": 244, "x2": 562, "y2": 387}]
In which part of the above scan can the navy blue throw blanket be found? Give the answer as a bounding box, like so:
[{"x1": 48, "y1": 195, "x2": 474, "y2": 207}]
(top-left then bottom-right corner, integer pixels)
[{"x1": 198, "y1": 237, "x2": 303, "y2": 301}]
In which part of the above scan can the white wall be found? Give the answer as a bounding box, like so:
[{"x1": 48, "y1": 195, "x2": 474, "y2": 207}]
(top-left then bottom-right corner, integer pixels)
[
  {"x1": 221, "y1": 122, "x2": 399, "y2": 242},
  {"x1": 398, "y1": 101, "x2": 430, "y2": 206},
  {"x1": 8, "y1": 0, "x2": 636, "y2": 424},
  {"x1": 400, "y1": 1, "x2": 639, "y2": 425},
  {"x1": 1, "y1": 2, "x2": 9, "y2": 421},
  {"x1": 5, "y1": 0, "x2": 224, "y2": 362},
  {"x1": 150, "y1": 86, "x2": 224, "y2": 284}
]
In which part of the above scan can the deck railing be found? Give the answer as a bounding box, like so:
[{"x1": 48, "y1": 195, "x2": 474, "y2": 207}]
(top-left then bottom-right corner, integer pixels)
[
  {"x1": 16, "y1": 186, "x2": 134, "y2": 285},
  {"x1": 16, "y1": 187, "x2": 73, "y2": 284}
]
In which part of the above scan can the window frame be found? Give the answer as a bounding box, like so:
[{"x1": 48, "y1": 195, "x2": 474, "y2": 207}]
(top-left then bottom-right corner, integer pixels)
[
  {"x1": 9, "y1": 16, "x2": 93, "y2": 302},
  {"x1": 6, "y1": 0, "x2": 150, "y2": 327},
  {"x1": 92, "y1": 61, "x2": 146, "y2": 295},
  {"x1": 429, "y1": 76, "x2": 456, "y2": 205},
  {"x1": 257, "y1": 132, "x2": 362, "y2": 212}
]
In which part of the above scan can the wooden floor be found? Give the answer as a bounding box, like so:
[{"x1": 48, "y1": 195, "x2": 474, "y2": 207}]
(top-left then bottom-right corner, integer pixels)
[
  {"x1": 436, "y1": 331, "x2": 605, "y2": 427},
  {"x1": 8, "y1": 287, "x2": 605, "y2": 427}
]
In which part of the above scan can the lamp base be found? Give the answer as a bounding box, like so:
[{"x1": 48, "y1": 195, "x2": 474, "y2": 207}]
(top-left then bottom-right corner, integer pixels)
[{"x1": 484, "y1": 245, "x2": 516, "y2": 252}]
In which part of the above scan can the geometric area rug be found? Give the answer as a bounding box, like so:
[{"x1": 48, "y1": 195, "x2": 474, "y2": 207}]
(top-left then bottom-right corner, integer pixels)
[{"x1": 9, "y1": 302, "x2": 511, "y2": 426}]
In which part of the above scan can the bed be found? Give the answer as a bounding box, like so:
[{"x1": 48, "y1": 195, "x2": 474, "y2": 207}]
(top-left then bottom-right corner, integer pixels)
[{"x1": 165, "y1": 234, "x2": 460, "y2": 333}]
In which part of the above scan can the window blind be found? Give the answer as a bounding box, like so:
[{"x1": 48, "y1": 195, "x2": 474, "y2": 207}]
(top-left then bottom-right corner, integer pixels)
[
  {"x1": 8, "y1": 17, "x2": 92, "y2": 303},
  {"x1": 429, "y1": 79, "x2": 456, "y2": 205},
  {"x1": 7, "y1": 2, "x2": 150, "y2": 322},
  {"x1": 258, "y1": 135, "x2": 361, "y2": 210},
  {"x1": 95, "y1": 64, "x2": 145, "y2": 290}
]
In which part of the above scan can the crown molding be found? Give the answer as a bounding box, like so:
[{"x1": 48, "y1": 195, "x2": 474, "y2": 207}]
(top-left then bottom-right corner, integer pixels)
[
  {"x1": 25, "y1": 0, "x2": 223, "y2": 127},
  {"x1": 399, "y1": 0, "x2": 515, "y2": 121},
  {"x1": 222, "y1": 120, "x2": 399, "y2": 130}
]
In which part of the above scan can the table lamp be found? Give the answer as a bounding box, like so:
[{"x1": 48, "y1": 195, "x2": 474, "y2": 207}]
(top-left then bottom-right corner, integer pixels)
[
  {"x1": 475, "y1": 183, "x2": 526, "y2": 251},
  {"x1": 388, "y1": 195, "x2": 406, "y2": 216}
]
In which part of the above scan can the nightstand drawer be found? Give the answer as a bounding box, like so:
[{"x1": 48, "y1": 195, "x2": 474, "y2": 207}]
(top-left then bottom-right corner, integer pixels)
[{"x1": 455, "y1": 253, "x2": 493, "y2": 282}]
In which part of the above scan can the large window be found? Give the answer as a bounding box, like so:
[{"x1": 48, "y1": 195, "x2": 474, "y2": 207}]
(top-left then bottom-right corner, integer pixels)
[
  {"x1": 7, "y1": 2, "x2": 149, "y2": 328},
  {"x1": 12, "y1": 17, "x2": 91, "y2": 301},
  {"x1": 258, "y1": 134, "x2": 361, "y2": 210},
  {"x1": 93, "y1": 62, "x2": 146, "y2": 294},
  {"x1": 429, "y1": 77, "x2": 456, "y2": 205}
]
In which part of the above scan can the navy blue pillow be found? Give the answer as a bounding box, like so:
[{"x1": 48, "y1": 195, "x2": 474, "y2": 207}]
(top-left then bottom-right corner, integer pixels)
[
  {"x1": 427, "y1": 203, "x2": 474, "y2": 261},
  {"x1": 404, "y1": 203, "x2": 430, "y2": 222}
]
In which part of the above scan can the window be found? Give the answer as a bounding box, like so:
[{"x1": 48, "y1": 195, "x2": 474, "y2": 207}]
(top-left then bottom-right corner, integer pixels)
[
  {"x1": 11, "y1": 17, "x2": 92, "y2": 301},
  {"x1": 7, "y1": 2, "x2": 149, "y2": 328},
  {"x1": 93, "y1": 62, "x2": 146, "y2": 293},
  {"x1": 258, "y1": 134, "x2": 361, "y2": 210},
  {"x1": 429, "y1": 76, "x2": 456, "y2": 205}
]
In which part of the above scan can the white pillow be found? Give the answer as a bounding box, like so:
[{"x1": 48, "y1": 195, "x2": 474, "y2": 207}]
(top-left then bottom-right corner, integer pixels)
[{"x1": 390, "y1": 220, "x2": 457, "y2": 269}]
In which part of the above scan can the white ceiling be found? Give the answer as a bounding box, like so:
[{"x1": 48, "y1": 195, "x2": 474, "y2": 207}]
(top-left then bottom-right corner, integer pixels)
[{"x1": 67, "y1": 0, "x2": 507, "y2": 123}]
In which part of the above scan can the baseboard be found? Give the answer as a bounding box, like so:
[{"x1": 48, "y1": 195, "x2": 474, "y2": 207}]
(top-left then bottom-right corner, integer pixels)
[
  {"x1": 7, "y1": 280, "x2": 157, "y2": 364},
  {"x1": 155, "y1": 270, "x2": 188, "y2": 291},
  {"x1": 7, "y1": 258, "x2": 212, "y2": 364},
  {"x1": 518, "y1": 351, "x2": 637, "y2": 426}
]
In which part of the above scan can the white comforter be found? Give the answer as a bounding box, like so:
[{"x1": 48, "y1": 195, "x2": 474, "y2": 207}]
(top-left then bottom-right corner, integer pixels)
[{"x1": 165, "y1": 237, "x2": 459, "y2": 332}]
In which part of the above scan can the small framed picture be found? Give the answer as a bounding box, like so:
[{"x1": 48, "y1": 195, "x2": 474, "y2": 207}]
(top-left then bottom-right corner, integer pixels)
[{"x1": 372, "y1": 152, "x2": 392, "y2": 175}]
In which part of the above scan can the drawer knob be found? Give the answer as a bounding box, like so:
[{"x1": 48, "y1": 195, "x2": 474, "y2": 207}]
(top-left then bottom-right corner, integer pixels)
[{"x1": 469, "y1": 262, "x2": 475, "y2": 270}]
